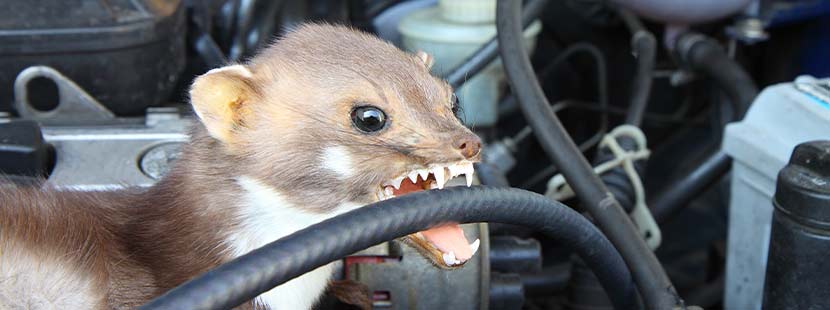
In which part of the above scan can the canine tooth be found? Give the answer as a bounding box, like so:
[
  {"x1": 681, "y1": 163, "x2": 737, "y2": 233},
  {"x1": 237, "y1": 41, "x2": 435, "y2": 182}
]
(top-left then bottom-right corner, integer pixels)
[
  {"x1": 464, "y1": 163, "x2": 475, "y2": 187},
  {"x1": 432, "y1": 166, "x2": 446, "y2": 189},
  {"x1": 443, "y1": 251, "x2": 458, "y2": 266},
  {"x1": 417, "y1": 169, "x2": 429, "y2": 180},
  {"x1": 390, "y1": 176, "x2": 404, "y2": 190},
  {"x1": 408, "y1": 171, "x2": 419, "y2": 183},
  {"x1": 470, "y1": 239, "x2": 480, "y2": 256},
  {"x1": 384, "y1": 186, "x2": 395, "y2": 198}
]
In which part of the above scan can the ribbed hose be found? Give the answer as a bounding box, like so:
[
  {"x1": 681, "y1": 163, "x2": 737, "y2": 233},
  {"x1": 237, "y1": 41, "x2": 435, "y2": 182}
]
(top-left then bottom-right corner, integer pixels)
[
  {"x1": 496, "y1": 0, "x2": 681, "y2": 308},
  {"x1": 649, "y1": 33, "x2": 759, "y2": 223},
  {"x1": 141, "y1": 187, "x2": 639, "y2": 310},
  {"x1": 588, "y1": 8, "x2": 653, "y2": 214}
]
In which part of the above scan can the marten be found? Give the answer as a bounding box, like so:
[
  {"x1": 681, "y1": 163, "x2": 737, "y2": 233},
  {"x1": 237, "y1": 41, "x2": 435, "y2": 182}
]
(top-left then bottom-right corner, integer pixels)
[{"x1": 0, "y1": 23, "x2": 481, "y2": 309}]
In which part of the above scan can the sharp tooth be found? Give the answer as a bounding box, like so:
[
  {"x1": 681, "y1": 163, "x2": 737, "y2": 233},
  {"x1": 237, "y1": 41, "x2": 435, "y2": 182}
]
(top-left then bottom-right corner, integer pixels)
[
  {"x1": 417, "y1": 169, "x2": 429, "y2": 181},
  {"x1": 376, "y1": 189, "x2": 385, "y2": 200},
  {"x1": 390, "y1": 176, "x2": 404, "y2": 190},
  {"x1": 384, "y1": 186, "x2": 395, "y2": 198},
  {"x1": 432, "y1": 166, "x2": 446, "y2": 189},
  {"x1": 464, "y1": 163, "x2": 475, "y2": 187},
  {"x1": 407, "y1": 171, "x2": 419, "y2": 183},
  {"x1": 470, "y1": 239, "x2": 480, "y2": 256},
  {"x1": 442, "y1": 251, "x2": 458, "y2": 266}
]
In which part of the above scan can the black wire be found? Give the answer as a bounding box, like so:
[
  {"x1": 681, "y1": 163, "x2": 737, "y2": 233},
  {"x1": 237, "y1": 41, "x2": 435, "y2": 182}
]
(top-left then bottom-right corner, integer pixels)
[
  {"x1": 517, "y1": 100, "x2": 606, "y2": 189},
  {"x1": 512, "y1": 43, "x2": 609, "y2": 190},
  {"x1": 514, "y1": 43, "x2": 610, "y2": 146},
  {"x1": 539, "y1": 42, "x2": 609, "y2": 138},
  {"x1": 496, "y1": 0, "x2": 682, "y2": 308}
]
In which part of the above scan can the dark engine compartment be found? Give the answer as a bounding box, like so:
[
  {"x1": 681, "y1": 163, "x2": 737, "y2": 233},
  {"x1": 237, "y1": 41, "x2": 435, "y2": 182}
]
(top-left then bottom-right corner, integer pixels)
[{"x1": 1, "y1": 0, "x2": 829, "y2": 309}]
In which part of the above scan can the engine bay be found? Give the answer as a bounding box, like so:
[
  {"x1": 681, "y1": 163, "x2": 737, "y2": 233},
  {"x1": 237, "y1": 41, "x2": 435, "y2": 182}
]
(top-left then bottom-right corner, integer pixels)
[{"x1": 1, "y1": 0, "x2": 829, "y2": 309}]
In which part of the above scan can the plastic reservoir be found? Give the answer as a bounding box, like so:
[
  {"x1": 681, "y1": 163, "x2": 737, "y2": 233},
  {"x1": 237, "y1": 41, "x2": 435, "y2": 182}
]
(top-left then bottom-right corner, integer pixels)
[
  {"x1": 398, "y1": 0, "x2": 541, "y2": 127},
  {"x1": 722, "y1": 76, "x2": 830, "y2": 310}
]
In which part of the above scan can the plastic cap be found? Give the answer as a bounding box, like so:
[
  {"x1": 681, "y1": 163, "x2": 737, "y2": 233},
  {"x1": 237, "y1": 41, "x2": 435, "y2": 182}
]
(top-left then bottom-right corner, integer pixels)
[{"x1": 774, "y1": 140, "x2": 830, "y2": 228}]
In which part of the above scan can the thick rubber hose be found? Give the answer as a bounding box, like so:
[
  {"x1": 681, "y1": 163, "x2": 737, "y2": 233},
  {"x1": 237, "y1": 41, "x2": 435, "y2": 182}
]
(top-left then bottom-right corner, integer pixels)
[
  {"x1": 444, "y1": 0, "x2": 549, "y2": 90},
  {"x1": 650, "y1": 33, "x2": 759, "y2": 223},
  {"x1": 651, "y1": 151, "x2": 731, "y2": 223},
  {"x1": 676, "y1": 33, "x2": 757, "y2": 118},
  {"x1": 141, "y1": 186, "x2": 639, "y2": 310},
  {"x1": 496, "y1": 0, "x2": 681, "y2": 308}
]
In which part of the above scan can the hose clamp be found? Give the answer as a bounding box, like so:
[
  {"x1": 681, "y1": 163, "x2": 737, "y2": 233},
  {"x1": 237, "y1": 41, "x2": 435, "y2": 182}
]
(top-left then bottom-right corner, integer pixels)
[{"x1": 545, "y1": 125, "x2": 662, "y2": 249}]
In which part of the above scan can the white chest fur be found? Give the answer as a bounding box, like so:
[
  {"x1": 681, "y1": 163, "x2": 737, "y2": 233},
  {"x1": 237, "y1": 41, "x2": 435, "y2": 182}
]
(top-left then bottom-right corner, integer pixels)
[{"x1": 231, "y1": 176, "x2": 362, "y2": 309}]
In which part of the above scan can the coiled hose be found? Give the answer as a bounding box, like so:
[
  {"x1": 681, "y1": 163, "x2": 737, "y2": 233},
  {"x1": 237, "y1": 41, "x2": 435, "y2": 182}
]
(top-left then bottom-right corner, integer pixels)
[
  {"x1": 496, "y1": 0, "x2": 681, "y2": 308},
  {"x1": 141, "y1": 186, "x2": 639, "y2": 310}
]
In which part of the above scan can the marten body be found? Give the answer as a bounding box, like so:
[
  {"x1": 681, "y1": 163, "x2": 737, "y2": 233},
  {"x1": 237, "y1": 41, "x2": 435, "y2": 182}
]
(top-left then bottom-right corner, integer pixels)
[{"x1": 0, "y1": 24, "x2": 481, "y2": 309}]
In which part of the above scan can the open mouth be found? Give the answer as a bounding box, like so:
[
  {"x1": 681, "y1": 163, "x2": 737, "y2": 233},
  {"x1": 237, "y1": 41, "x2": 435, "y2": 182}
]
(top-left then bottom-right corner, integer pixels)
[{"x1": 375, "y1": 161, "x2": 479, "y2": 268}]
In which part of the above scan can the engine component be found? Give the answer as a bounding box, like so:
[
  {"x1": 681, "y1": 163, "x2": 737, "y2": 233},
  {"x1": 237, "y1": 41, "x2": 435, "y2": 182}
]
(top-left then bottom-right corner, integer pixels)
[
  {"x1": 764, "y1": 140, "x2": 830, "y2": 309},
  {"x1": 546, "y1": 126, "x2": 659, "y2": 248},
  {"x1": 723, "y1": 76, "x2": 830, "y2": 310},
  {"x1": 398, "y1": 0, "x2": 541, "y2": 127},
  {"x1": 489, "y1": 236, "x2": 541, "y2": 273},
  {"x1": 495, "y1": 0, "x2": 680, "y2": 308},
  {"x1": 609, "y1": 0, "x2": 752, "y2": 25},
  {"x1": 489, "y1": 272, "x2": 525, "y2": 310},
  {"x1": 42, "y1": 109, "x2": 190, "y2": 191},
  {"x1": 0, "y1": 0, "x2": 186, "y2": 116},
  {"x1": 0, "y1": 119, "x2": 50, "y2": 178},
  {"x1": 14, "y1": 66, "x2": 116, "y2": 125},
  {"x1": 650, "y1": 32, "x2": 760, "y2": 223},
  {"x1": 344, "y1": 222, "x2": 489, "y2": 310}
]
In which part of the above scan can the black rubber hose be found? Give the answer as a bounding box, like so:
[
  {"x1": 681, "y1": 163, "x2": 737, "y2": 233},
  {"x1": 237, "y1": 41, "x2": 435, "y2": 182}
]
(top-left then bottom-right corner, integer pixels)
[
  {"x1": 617, "y1": 8, "x2": 656, "y2": 127},
  {"x1": 496, "y1": 0, "x2": 681, "y2": 308},
  {"x1": 676, "y1": 33, "x2": 757, "y2": 118},
  {"x1": 649, "y1": 33, "x2": 759, "y2": 223},
  {"x1": 651, "y1": 151, "x2": 731, "y2": 223},
  {"x1": 141, "y1": 187, "x2": 639, "y2": 310},
  {"x1": 444, "y1": 0, "x2": 549, "y2": 89}
]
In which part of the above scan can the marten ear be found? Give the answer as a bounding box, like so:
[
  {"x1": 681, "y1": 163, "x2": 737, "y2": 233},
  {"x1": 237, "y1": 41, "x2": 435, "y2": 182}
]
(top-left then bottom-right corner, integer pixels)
[
  {"x1": 415, "y1": 50, "x2": 434, "y2": 70},
  {"x1": 189, "y1": 64, "x2": 256, "y2": 142}
]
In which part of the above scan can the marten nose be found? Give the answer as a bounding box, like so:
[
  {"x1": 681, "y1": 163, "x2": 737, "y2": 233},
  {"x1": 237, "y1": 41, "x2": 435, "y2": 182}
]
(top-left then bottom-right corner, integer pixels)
[{"x1": 454, "y1": 135, "x2": 482, "y2": 159}]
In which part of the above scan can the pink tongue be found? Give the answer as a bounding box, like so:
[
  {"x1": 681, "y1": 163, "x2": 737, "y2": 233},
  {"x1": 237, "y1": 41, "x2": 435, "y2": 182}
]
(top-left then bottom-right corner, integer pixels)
[{"x1": 420, "y1": 223, "x2": 473, "y2": 261}]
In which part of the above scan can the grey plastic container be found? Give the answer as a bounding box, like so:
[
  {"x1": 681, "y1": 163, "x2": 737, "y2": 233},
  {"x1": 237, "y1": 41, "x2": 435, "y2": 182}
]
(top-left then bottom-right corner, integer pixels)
[{"x1": 722, "y1": 76, "x2": 830, "y2": 310}]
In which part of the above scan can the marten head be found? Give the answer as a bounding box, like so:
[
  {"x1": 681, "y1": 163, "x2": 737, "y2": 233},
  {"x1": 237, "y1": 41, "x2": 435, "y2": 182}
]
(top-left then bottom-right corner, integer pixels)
[{"x1": 189, "y1": 24, "x2": 481, "y2": 268}]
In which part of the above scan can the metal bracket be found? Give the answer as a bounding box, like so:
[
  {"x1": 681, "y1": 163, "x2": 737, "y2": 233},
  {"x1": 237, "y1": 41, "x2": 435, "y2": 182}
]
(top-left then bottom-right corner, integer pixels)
[{"x1": 14, "y1": 66, "x2": 115, "y2": 124}]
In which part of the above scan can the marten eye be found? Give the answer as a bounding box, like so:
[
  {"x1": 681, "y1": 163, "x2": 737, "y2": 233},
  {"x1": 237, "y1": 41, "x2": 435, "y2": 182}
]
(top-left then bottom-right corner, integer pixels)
[{"x1": 351, "y1": 106, "x2": 387, "y2": 133}]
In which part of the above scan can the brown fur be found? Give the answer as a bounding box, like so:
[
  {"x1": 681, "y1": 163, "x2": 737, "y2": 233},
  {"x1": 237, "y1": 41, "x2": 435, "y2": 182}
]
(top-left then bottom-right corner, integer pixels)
[{"x1": 0, "y1": 23, "x2": 480, "y2": 309}]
